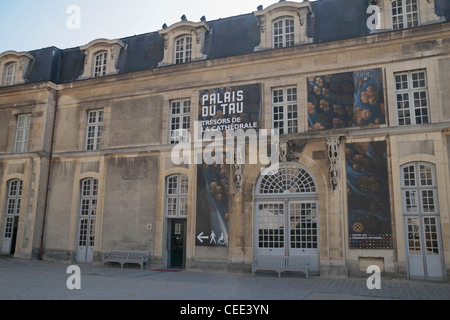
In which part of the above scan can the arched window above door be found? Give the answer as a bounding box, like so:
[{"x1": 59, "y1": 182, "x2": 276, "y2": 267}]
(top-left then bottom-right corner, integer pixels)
[{"x1": 256, "y1": 166, "x2": 317, "y2": 196}]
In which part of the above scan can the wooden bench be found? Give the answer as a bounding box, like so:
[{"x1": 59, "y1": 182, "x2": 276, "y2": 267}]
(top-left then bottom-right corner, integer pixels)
[
  {"x1": 252, "y1": 255, "x2": 309, "y2": 278},
  {"x1": 102, "y1": 250, "x2": 149, "y2": 269}
]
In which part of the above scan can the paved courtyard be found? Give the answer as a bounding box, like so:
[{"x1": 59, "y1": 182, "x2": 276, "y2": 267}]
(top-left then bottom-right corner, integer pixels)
[{"x1": 0, "y1": 256, "x2": 448, "y2": 302}]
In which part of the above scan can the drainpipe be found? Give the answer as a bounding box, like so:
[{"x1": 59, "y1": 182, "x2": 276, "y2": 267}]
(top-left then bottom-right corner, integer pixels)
[{"x1": 39, "y1": 89, "x2": 58, "y2": 260}]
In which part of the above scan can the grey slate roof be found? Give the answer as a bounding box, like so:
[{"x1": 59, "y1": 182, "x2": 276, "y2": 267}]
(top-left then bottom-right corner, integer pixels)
[
  {"x1": 4, "y1": 0, "x2": 450, "y2": 86},
  {"x1": 204, "y1": 13, "x2": 261, "y2": 60},
  {"x1": 436, "y1": 0, "x2": 450, "y2": 20},
  {"x1": 308, "y1": 0, "x2": 371, "y2": 42}
]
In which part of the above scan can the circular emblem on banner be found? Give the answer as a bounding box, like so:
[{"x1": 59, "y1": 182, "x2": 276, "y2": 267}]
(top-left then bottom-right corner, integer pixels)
[{"x1": 353, "y1": 222, "x2": 363, "y2": 233}]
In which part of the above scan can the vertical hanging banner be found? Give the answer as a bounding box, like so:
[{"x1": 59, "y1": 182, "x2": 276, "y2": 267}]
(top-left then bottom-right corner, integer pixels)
[
  {"x1": 195, "y1": 84, "x2": 261, "y2": 247},
  {"x1": 345, "y1": 141, "x2": 393, "y2": 249},
  {"x1": 196, "y1": 162, "x2": 230, "y2": 247}
]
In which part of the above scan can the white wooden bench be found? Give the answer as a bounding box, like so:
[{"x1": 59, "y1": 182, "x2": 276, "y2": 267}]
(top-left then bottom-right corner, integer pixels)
[
  {"x1": 252, "y1": 255, "x2": 309, "y2": 278},
  {"x1": 102, "y1": 250, "x2": 149, "y2": 269}
]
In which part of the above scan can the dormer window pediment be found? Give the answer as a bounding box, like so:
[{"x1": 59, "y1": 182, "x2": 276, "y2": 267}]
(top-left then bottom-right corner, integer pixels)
[
  {"x1": 254, "y1": 1, "x2": 312, "y2": 50},
  {"x1": 79, "y1": 38, "x2": 125, "y2": 79},
  {"x1": 0, "y1": 51, "x2": 33, "y2": 86},
  {"x1": 158, "y1": 18, "x2": 210, "y2": 66}
]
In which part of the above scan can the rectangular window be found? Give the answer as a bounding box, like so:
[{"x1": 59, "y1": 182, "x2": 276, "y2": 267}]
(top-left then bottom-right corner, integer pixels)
[
  {"x1": 395, "y1": 70, "x2": 429, "y2": 126},
  {"x1": 258, "y1": 203, "x2": 285, "y2": 249},
  {"x1": 166, "y1": 175, "x2": 188, "y2": 218},
  {"x1": 14, "y1": 114, "x2": 31, "y2": 153},
  {"x1": 406, "y1": 217, "x2": 421, "y2": 255},
  {"x1": 5, "y1": 63, "x2": 17, "y2": 86},
  {"x1": 272, "y1": 87, "x2": 298, "y2": 134},
  {"x1": 3, "y1": 180, "x2": 23, "y2": 242},
  {"x1": 392, "y1": 0, "x2": 419, "y2": 30},
  {"x1": 169, "y1": 99, "x2": 191, "y2": 144},
  {"x1": 86, "y1": 110, "x2": 103, "y2": 151},
  {"x1": 175, "y1": 37, "x2": 192, "y2": 64},
  {"x1": 273, "y1": 18, "x2": 295, "y2": 48},
  {"x1": 289, "y1": 202, "x2": 318, "y2": 249},
  {"x1": 94, "y1": 52, "x2": 107, "y2": 77}
]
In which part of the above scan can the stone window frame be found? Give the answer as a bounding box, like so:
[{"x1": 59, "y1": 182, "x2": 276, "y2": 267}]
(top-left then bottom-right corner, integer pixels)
[
  {"x1": 0, "y1": 51, "x2": 33, "y2": 87},
  {"x1": 79, "y1": 39, "x2": 124, "y2": 79},
  {"x1": 158, "y1": 19, "x2": 210, "y2": 66},
  {"x1": 254, "y1": 1, "x2": 312, "y2": 51}
]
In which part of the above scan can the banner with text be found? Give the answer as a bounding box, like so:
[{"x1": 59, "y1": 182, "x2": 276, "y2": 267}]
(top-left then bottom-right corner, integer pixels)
[{"x1": 198, "y1": 84, "x2": 262, "y2": 133}]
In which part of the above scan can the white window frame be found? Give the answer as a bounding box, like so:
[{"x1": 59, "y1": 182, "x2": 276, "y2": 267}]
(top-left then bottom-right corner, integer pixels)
[
  {"x1": 14, "y1": 114, "x2": 31, "y2": 153},
  {"x1": 93, "y1": 51, "x2": 108, "y2": 78},
  {"x1": 273, "y1": 17, "x2": 295, "y2": 48},
  {"x1": 4, "y1": 62, "x2": 17, "y2": 86},
  {"x1": 169, "y1": 99, "x2": 191, "y2": 144},
  {"x1": 401, "y1": 162, "x2": 438, "y2": 215},
  {"x1": 2, "y1": 179, "x2": 23, "y2": 253},
  {"x1": 394, "y1": 70, "x2": 429, "y2": 126},
  {"x1": 85, "y1": 110, "x2": 103, "y2": 151},
  {"x1": 272, "y1": 87, "x2": 298, "y2": 135},
  {"x1": 77, "y1": 178, "x2": 98, "y2": 262},
  {"x1": 165, "y1": 174, "x2": 189, "y2": 218},
  {"x1": 391, "y1": 0, "x2": 420, "y2": 30},
  {"x1": 175, "y1": 36, "x2": 192, "y2": 64},
  {"x1": 401, "y1": 162, "x2": 445, "y2": 280}
]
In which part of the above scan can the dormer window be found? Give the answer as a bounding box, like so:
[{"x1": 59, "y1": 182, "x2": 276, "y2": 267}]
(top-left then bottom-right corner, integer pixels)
[
  {"x1": 159, "y1": 17, "x2": 210, "y2": 66},
  {"x1": 254, "y1": 1, "x2": 312, "y2": 50},
  {"x1": 79, "y1": 39, "x2": 124, "y2": 79},
  {"x1": 0, "y1": 51, "x2": 33, "y2": 87},
  {"x1": 392, "y1": 0, "x2": 419, "y2": 29},
  {"x1": 372, "y1": 0, "x2": 441, "y2": 31},
  {"x1": 175, "y1": 36, "x2": 192, "y2": 64},
  {"x1": 273, "y1": 17, "x2": 295, "y2": 48},
  {"x1": 94, "y1": 51, "x2": 108, "y2": 77}
]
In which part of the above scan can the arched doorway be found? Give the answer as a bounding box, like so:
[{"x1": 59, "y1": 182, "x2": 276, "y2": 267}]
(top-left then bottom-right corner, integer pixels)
[{"x1": 254, "y1": 164, "x2": 320, "y2": 274}]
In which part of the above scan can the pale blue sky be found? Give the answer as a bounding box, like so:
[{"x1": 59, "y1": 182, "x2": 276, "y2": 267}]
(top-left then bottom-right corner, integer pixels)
[{"x1": 0, "y1": 0, "x2": 317, "y2": 53}]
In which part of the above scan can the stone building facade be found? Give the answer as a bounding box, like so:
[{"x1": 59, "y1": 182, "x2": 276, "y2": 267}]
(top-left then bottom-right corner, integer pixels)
[{"x1": 0, "y1": 0, "x2": 449, "y2": 281}]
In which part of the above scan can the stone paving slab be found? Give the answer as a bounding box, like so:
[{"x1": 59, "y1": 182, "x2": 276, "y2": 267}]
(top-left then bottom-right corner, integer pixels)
[{"x1": 0, "y1": 257, "x2": 449, "y2": 301}]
